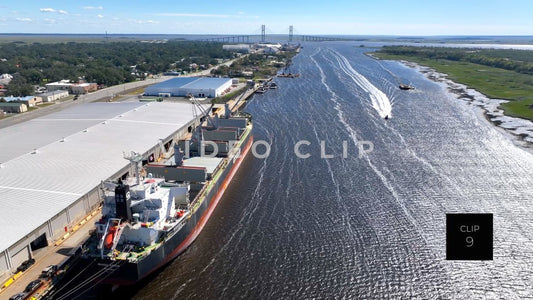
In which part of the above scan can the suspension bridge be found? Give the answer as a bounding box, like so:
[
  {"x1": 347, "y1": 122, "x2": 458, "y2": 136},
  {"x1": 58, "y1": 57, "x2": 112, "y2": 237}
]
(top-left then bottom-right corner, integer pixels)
[{"x1": 198, "y1": 25, "x2": 357, "y2": 43}]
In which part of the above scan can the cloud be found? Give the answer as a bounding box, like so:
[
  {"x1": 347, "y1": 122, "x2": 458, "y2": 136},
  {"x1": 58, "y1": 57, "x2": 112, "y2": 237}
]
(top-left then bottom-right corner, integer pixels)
[
  {"x1": 97, "y1": 14, "x2": 104, "y2": 18},
  {"x1": 83, "y1": 6, "x2": 103, "y2": 10},
  {"x1": 16, "y1": 18, "x2": 32, "y2": 22},
  {"x1": 40, "y1": 8, "x2": 68, "y2": 14},
  {"x1": 132, "y1": 19, "x2": 159, "y2": 24},
  {"x1": 157, "y1": 13, "x2": 230, "y2": 18}
]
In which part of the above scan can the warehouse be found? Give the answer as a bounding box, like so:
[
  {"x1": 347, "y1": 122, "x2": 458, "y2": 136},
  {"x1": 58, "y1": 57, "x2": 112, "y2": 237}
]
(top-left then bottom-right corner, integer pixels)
[
  {"x1": 144, "y1": 77, "x2": 232, "y2": 98},
  {"x1": 38, "y1": 90, "x2": 70, "y2": 102},
  {"x1": 0, "y1": 101, "x2": 201, "y2": 281},
  {"x1": 70, "y1": 82, "x2": 98, "y2": 95},
  {"x1": 0, "y1": 102, "x2": 28, "y2": 113},
  {"x1": 2, "y1": 96, "x2": 42, "y2": 107},
  {"x1": 222, "y1": 44, "x2": 251, "y2": 53},
  {"x1": 45, "y1": 80, "x2": 73, "y2": 92},
  {"x1": 45, "y1": 80, "x2": 97, "y2": 94}
]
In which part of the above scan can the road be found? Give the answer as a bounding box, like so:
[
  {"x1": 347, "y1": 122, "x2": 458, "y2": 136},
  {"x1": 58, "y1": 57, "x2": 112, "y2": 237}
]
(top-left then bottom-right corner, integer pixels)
[{"x1": 0, "y1": 57, "x2": 242, "y2": 129}]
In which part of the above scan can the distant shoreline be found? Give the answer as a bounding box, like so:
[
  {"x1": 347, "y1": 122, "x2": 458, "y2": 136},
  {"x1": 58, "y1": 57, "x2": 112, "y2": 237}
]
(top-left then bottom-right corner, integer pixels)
[{"x1": 3, "y1": 34, "x2": 533, "y2": 45}]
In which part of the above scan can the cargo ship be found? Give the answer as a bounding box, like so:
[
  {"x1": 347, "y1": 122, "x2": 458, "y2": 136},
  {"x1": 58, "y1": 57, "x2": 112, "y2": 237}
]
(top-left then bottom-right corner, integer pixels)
[{"x1": 48, "y1": 104, "x2": 252, "y2": 298}]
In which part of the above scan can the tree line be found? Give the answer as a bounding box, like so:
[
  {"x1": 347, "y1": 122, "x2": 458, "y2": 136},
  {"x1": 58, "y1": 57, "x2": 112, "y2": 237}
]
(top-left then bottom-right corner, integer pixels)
[
  {"x1": 380, "y1": 46, "x2": 533, "y2": 75},
  {"x1": 0, "y1": 41, "x2": 232, "y2": 96},
  {"x1": 211, "y1": 52, "x2": 296, "y2": 78}
]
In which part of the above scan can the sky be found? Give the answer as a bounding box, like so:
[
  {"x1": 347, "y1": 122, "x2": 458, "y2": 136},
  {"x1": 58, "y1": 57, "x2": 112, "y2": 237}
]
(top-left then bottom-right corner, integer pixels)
[{"x1": 0, "y1": 0, "x2": 532, "y2": 35}]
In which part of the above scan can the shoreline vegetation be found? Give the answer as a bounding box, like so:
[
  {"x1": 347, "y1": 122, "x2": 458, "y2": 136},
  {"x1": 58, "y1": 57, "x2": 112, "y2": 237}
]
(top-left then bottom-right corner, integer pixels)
[{"x1": 371, "y1": 46, "x2": 533, "y2": 122}]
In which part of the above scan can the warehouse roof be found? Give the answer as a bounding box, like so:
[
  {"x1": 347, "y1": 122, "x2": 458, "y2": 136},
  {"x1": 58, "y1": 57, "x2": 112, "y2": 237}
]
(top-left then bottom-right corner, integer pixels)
[
  {"x1": 0, "y1": 102, "x2": 142, "y2": 163},
  {"x1": 150, "y1": 77, "x2": 197, "y2": 89},
  {"x1": 0, "y1": 102, "x2": 26, "y2": 107},
  {"x1": 145, "y1": 77, "x2": 231, "y2": 93},
  {"x1": 181, "y1": 78, "x2": 232, "y2": 90},
  {"x1": 39, "y1": 90, "x2": 69, "y2": 97},
  {"x1": 0, "y1": 101, "x2": 199, "y2": 252},
  {"x1": 2, "y1": 96, "x2": 35, "y2": 102}
]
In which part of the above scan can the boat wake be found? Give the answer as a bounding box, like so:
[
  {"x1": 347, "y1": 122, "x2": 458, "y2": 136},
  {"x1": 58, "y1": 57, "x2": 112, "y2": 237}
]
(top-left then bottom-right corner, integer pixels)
[
  {"x1": 330, "y1": 49, "x2": 393, "y2": 119},
  {"x1": 311, "y1": 49, "x2": 431, "y2": 252}
]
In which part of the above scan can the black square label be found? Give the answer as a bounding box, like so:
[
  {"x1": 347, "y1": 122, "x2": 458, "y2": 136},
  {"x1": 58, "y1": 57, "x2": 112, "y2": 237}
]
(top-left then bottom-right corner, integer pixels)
[{"x1": 446, "y1": 214, "x2": 493, "y2": 260}]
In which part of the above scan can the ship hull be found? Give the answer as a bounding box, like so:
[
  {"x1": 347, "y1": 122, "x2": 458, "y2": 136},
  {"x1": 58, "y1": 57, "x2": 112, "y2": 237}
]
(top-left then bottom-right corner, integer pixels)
[{"x1": 99, "y1": 130, "x2": 253, "y2": 285}]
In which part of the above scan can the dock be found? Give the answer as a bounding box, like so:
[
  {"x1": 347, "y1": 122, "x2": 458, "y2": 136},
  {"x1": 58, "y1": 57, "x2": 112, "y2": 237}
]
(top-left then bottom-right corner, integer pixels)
[
  {"x1": 0, "y1": 208, "x2": 101, "y2": 299},
  {"x1": 225, "y1": 78, "x2": 275, "y2": 113}
]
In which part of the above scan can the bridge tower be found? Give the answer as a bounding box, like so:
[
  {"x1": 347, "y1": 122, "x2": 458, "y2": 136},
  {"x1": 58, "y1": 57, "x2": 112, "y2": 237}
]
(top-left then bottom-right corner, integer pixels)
[
  {"x1": 261, "y1": 24, "x2": 266, "y2": 43},
  {"x1": 289, "y1": 25, "x2": 293, "y2": 42}
]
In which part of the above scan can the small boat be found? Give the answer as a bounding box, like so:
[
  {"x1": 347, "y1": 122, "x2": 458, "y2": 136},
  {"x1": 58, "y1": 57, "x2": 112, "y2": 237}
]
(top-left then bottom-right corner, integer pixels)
[
  {"x1": 399, "y1": 84, "x2": 414, "y2": 90},
  {"x1": 278, "y1": 73, "x2": 300, "y2": 78},
  {"x1": 269, "y1": 82, "x2": 278, "y2": 89},
  {"x1": 384, "y1": 115, "x2": 389, "y2": 120},
  {"x1": 255, "y1": 87, "x2": 267, "y2": 94}
]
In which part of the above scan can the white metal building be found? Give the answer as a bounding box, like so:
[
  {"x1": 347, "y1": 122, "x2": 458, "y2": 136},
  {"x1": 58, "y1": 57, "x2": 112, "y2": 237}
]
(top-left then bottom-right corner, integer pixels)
[
  {"x1": 144, "y1": 77, "x2": 232, "y2": 98},
  {"x1": 45, "y1": 80, "x2": 73, "y2": 92},
  {"x1": 38, "y1": 90, "x2": 70, "y2": 102},
  {"x1": 222, "y1": 44, "x2": 251, "y2": 53},
  {"x1": 0, "y1": 102, "x2": 200, "y2": 280}
]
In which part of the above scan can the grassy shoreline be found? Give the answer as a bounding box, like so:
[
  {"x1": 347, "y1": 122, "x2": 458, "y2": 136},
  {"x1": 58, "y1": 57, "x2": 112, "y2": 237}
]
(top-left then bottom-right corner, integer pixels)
[{"x1": 371, "y1": 51, "x2": 533, "y2": 121}]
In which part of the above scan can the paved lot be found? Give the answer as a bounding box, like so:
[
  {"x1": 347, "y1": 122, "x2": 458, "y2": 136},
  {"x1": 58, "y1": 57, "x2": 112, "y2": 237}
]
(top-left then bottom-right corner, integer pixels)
[
  {"x1": 0, "y1": 77, "x2": 171, "y2": 129},
  {"x1": 0, "y1": 212, "x2": 101, "y2": 299}
]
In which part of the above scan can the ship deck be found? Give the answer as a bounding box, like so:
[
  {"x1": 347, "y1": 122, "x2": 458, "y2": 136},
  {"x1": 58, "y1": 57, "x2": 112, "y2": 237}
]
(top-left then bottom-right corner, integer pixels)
[
  {"x1": 85, "y1": 209, "x2": 191, "y2": 262},
  {"x1": 165, "y1": 156, "x2": 223, "y2": 175}
]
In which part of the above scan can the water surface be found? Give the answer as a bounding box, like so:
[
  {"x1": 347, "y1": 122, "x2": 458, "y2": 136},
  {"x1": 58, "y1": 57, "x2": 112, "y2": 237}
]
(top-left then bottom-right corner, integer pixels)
[{"x1": 132, "y1": 43, "x2": 533, "y2": 299}]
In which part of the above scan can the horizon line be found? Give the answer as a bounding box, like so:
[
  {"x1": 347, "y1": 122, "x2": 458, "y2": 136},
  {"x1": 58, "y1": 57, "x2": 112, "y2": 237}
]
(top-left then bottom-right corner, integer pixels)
[{"x1": 1, "y1": 33, "x2": 533, "y2": 37}]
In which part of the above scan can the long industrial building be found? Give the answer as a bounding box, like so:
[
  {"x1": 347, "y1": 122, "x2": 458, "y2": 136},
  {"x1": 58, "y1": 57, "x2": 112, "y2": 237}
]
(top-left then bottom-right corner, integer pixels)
[
  {"x1": 0, "y1": 102, "x2": 200, "y2": 281},
  {"x1": 144, "y1": 77, "x2": 232, "y2": 98}
]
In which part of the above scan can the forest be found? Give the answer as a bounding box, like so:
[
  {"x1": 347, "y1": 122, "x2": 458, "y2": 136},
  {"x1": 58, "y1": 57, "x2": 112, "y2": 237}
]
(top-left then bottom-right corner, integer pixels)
[{"x1": 0, "y1": 41, "x2": 232, "y2": 95}]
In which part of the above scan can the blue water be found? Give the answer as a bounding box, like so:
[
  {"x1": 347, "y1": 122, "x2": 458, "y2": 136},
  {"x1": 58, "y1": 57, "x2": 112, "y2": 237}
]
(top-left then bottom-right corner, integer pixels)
[{"x1": 132, "y1": 43, "x2": 533, "y2": 299}]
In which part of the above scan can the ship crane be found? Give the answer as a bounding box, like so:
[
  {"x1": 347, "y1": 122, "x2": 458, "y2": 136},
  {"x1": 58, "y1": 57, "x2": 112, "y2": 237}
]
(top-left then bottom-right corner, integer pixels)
[
  {"x1": 188, "y1": 94, "x2": 216, "y2": 128},
  {"x1": 123, "y1": 150, "x2": 143, "y2": 185},
  {"x1": 188, "y1": 94, "x2": 217, "y2": 156}
]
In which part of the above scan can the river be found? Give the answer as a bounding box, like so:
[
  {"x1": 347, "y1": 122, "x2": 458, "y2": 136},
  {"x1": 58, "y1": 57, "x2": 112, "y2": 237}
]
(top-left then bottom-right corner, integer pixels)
[{"x1": 129, "y1": 43, "x2": 533, "y2": 299}]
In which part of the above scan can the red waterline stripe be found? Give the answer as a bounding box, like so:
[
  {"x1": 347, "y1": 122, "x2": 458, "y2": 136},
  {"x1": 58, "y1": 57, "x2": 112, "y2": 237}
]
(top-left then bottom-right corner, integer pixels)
[{"x1": 138, "y1": 134, "x2": 254, "y2": 282}]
